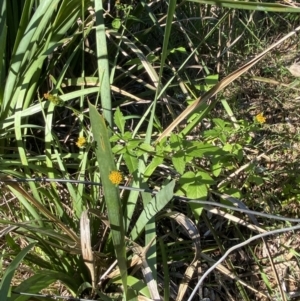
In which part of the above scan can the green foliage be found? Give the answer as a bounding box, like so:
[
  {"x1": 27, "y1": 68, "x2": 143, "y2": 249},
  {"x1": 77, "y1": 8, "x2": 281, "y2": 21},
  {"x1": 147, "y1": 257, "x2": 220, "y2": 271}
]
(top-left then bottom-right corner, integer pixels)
[{"x1": 1, "y1": 0, "x2": 300, "y2": 300}]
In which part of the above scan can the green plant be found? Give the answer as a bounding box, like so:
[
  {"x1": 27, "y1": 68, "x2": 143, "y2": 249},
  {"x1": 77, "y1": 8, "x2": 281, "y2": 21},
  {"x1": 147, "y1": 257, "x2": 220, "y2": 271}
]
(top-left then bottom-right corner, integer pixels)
[{"x1": 2, "y1": 1, "x2": 300, "y2": 300}]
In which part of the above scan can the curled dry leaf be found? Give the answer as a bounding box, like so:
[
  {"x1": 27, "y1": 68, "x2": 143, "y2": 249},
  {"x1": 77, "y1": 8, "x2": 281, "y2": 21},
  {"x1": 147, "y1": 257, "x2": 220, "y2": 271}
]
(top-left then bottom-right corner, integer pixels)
[{"x1": 80, "y1": 210, "x2": 95, "y2": 289}]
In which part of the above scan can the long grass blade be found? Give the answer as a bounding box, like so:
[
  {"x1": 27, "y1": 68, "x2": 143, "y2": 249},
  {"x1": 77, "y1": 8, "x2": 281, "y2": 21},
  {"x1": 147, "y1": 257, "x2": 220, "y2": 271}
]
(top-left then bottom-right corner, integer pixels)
[
  {"x1": 94, "y1": 0, "x2": 112, "y2": 126},
  {"x1": 130, "y1": 180, "x2": 175, "y2": 241},
  {"x1": 89, "y1": 102, "x2": 127, "y2": 297},
  {"x1": 0, "y1": 0, "x2": 7, "y2": 101},
  {"x1": 188, "y1": 0, "x2": 300, "y2": 12},
  {"x1": 0, "y1": 242, "x2": 36, "y2": 300}
]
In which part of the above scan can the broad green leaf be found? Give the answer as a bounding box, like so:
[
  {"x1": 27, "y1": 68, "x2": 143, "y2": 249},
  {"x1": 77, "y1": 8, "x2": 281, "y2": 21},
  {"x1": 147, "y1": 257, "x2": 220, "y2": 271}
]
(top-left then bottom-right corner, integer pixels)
[
  {"x1": 188, "y1": 183, "x2": 208, "y2": 199},
  {"x1": 110, "y1": 134, "x2": 121, "y2": 142},
  {"x1": 127, "y1": 288, "x2": 138, "y2": 301},
  {"x1": 233, "y1": 144, "x2": 244, "y2": 162},
  {"x1": 179, "y1": 171, "x2": 195, "y2": 188},
  {"x1": 188, "y1": 183, "x2": 208, "y2": 220},
  {"x1": 196, "y1": 171, "x2": 215, "y2": 184},
  {"x1": 195, "y1": 74, "x2": 219, "y2": 92},
  {"x1": 179, "y1": 171, "x2": 214, "y2": 199}
]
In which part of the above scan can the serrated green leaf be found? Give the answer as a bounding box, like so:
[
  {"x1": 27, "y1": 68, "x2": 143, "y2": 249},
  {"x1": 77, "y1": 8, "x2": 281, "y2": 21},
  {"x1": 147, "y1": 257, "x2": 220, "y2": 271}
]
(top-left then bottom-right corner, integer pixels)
[
  {"x1": 211, "y1": 158, "x2": 222, "y2": 177},
  {"x1": 186, "y1": 143, "x2": 224, "y2": 157},
  {"x1": 139, "y1": 143, "x2": 155, "y2": 153},
  {"x1": 111, "y1": 144, "x2": 125, "y2": 154},
  {"x1": 169, "y1": 133, "x2": 182, "y2": 151},
  {"x1": 123, "y1": 131, "x2": 132, "y2": 140},
  {"x1": 174, "y1": 189, "x2": 185, "y2": 197},
  {"x1": 203, "y1": 129, "x2": 220, "y2": 139},
  {"x1": 233, "y1": 145, "x2": 244, "y2": 162},
  {"x1": 179, "y1": 170, "x2": 214, "y2": 197},
  {"x1": 110, "y1": 134, "x2": 121, "y2": 142},
  {"x1": 144, "y1": 155, "x2": 164, "y2": 178},
  {"x1": 213, "y1": 118, "x2": 229, "y2": 129},
  {"x1": 124, "y1": 151, "x2": 138, "y2": 174},
  {"x1": 114, "y1": 107, "x2": 125, "y2": 135},
  {"x1": 220, "y1": 133, "x2": 227, "y2": 144},
  {"x1": 172, "y1": 152, "x2": 185, "y2": 175},
  {"x1": 127, "y1": 139, "x2": 142, "y2": 150}
]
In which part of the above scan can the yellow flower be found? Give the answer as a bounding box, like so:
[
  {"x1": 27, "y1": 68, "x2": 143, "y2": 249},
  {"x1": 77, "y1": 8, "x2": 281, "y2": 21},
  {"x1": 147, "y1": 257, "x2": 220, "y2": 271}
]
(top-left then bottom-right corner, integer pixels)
[
  {"x1": 255, "y1": 113, "x2": 266, "y2": 124},
  {"x1": 109, "y1": 170, "x2": 123, "y2": 185},
  {"x1": 44, "y1": 93, "x2": 64, "y2": 106},
  {"x1": 76, "y1": 136, "x2": 87, "y2": 148}
]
